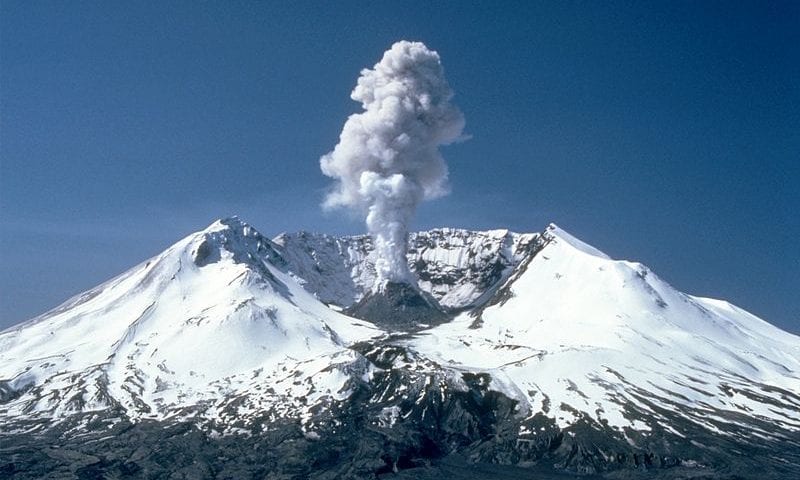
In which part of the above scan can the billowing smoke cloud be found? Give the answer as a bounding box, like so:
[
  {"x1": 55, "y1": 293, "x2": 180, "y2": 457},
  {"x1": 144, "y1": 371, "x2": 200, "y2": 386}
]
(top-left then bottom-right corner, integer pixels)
[{"x1": 320, "y1": 41, "x2": 465, "y2": 289}]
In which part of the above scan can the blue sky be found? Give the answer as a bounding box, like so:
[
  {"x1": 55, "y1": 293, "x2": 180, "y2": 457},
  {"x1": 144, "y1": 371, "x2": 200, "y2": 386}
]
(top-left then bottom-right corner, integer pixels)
[{"x1": 1, "y1": 1, "x2": 798, "y2": 333}]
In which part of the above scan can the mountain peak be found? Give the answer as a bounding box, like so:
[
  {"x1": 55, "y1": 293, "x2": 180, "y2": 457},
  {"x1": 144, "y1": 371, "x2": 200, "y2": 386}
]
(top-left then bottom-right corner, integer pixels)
[
  {"x1": 201, "y1": 215, "x2": 250, "y2": 234},
  {"x1": 545, "y1": 222, "x2": 610, "y2": 259},
  {"x1": 191, "y1": 216, "x2": 277, "y2": 268}
]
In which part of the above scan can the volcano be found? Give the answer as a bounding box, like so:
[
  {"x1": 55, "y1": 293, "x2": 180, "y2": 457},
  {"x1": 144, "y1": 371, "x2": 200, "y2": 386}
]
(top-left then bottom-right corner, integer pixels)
[{"x1": 1, "y1": 218, "x2": 798, "y2": 479}]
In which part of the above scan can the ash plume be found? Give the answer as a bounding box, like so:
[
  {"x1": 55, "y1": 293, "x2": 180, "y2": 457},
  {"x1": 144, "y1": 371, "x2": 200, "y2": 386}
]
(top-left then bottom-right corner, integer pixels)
[{"x1": 320, "y1": 41, "x2": 465, "y2": 289}]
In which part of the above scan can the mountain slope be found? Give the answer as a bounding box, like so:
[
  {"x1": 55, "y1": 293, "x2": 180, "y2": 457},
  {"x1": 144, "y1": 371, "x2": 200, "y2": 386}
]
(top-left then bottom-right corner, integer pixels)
[
  {"x1": 0, "y1": 217, "x2": 379, "y2": 425},
  {"x1": 410, "y1": 225, "x2": 800, "y2": 447}
]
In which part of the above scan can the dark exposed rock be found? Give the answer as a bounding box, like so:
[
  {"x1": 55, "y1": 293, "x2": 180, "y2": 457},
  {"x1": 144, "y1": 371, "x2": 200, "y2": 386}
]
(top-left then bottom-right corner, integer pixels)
[{"x1": 346, "y1": 282, "x2": 450, "y2": 331}]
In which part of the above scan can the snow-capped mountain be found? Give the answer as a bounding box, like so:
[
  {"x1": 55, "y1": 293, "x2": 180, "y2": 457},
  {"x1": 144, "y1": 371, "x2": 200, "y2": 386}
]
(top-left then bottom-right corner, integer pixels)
[
  {"x1": 413, "y1": 225, "x2": 800, "y2": 434},
  {"x1": 0, "y1": 218, "x2": 379, "y2": 422},
  {"x1": 1, "y1": 218, "x2": 798, "y2": 479}
]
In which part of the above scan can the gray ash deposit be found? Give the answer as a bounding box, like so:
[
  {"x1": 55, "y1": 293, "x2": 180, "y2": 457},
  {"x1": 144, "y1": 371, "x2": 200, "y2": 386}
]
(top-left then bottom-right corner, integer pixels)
[{"x1": 346, "y1": 281, "x2": 450, "y2": 331}]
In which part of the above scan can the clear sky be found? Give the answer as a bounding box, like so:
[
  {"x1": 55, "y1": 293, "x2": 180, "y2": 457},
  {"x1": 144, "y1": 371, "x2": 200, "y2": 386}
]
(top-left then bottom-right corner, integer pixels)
[{"x1": 1, "y1": 1, "x2": 798, "y2": 333}]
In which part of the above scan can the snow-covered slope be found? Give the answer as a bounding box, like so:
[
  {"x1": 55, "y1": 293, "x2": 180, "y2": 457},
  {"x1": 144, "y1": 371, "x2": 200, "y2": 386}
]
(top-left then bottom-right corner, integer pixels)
[
  {"x1": 411, "y1": 224, "x2": 800, "y2": 439},
  {"x1": 0, "y1": 218, "x2": 379, "y2": 424}
]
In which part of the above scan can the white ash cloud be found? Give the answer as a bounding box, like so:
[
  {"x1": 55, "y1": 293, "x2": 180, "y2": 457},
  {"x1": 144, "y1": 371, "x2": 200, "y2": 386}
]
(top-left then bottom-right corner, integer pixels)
[{"x1": 320, "y1": 41, "x2": 465, "y2": 288}]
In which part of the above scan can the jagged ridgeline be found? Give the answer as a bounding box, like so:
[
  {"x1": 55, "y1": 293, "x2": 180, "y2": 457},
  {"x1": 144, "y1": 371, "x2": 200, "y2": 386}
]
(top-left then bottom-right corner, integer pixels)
[{"x1": 1, "y1": 217, "x2": 799, "y2": 479}]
